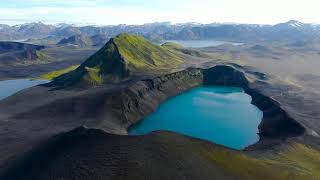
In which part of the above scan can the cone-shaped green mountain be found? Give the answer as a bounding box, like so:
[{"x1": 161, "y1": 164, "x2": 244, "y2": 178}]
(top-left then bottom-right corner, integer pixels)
[{"x1": 51, "y1": 33, "x2": 183, "y2": 87}]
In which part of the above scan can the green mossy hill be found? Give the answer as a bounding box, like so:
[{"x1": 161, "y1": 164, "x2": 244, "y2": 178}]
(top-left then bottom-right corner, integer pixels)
[{"x1": 51, "y1": 33, "x2": 184, "y2": 87}]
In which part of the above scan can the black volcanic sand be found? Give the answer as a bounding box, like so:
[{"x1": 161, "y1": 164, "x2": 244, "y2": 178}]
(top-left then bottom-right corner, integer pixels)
[
  {"x1": 0, "y1": 64, "x2": 319, "y2": 179},
  {"x1": 0, "y1": 127, "x2": 247, "y2": 180},
  {"x1": 3, "y1": 126, "x2": 314, "y2": 180}
]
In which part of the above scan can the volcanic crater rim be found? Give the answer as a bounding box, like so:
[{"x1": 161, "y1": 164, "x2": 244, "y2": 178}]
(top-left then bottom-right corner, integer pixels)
[{"x1": 121, "y1": 65, "x2": 306, "y2": 150}]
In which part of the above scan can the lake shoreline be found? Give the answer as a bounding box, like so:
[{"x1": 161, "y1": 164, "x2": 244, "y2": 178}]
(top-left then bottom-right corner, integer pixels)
[
  {"x1": 128, "y1": 86, "x2": 262, "y2": 150},
  {"x1": 0, "y1": 79, "x2": 50, "y2": 100}
]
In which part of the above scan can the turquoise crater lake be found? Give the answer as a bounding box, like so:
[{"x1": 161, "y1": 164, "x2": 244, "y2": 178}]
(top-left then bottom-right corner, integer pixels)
[{"x1": 128, "y1": 86, "x2": 263, "y2": 150}]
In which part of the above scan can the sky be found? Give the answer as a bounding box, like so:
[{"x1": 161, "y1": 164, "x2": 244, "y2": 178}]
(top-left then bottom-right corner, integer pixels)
[{"x1": 0, "y1": 0, "x2": 319, "y2": 25}]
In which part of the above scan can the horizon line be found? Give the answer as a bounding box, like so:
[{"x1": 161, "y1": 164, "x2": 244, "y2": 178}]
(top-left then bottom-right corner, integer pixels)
[{"x1": 0, "y1": 19, "x2": 313, "y2": 27}]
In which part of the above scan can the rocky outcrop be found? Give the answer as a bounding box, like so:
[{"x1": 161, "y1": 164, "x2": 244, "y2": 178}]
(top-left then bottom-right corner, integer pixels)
[
  {"x1": 246, "y1": 88, "x2": 305, "y2": 138},
  {"x1": 203, "y1": 65, "x2": 249, "y2": 87}
]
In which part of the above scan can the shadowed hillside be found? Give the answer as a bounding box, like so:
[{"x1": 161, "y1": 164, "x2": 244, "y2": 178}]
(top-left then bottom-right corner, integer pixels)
[
  {"x1": 0, "y1": 41, "x2": 46, "y2": 63},
  {"x1": 1, "y1": 127, "x2": 319, "y2": 180}
]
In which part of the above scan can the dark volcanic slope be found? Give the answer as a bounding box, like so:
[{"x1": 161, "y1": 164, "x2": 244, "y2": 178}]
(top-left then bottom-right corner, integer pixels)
[
  {"x1": 0, "y1": 41, "x2": 45, "y2": 62},
  {"x1": 0, "y1": 47, "x2": 97, "y2": 80},
  {"x1": 1, "y1": 127, "x2": 237, "y2": 180},
  {"x1": 0, "y1": 41, "x2": 44, "y2": 53},
  {"x1": 2, "y1": 127, "x2": 319, "y2": 180},
  {"x1": 0, "y1": 41, "x2": 45, "y2": 63}
]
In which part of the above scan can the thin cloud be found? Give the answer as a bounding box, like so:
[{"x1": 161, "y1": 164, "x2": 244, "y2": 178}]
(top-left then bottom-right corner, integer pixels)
[{"x1": 0, "y1": 0, "x2": 319, "y2": 25}]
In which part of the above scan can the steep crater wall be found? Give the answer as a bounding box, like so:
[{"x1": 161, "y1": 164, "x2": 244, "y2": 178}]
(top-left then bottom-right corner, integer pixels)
[
  {"x1": 97, "y1": 68, "x2": 203, "y2": 130},
  {"x1": 202, "y1": 66, "x2": 305, "y2": 139},
  {"x1": 12, "y1": 65, "x2": 305, "y2": 147},
  {"x1": 108, "y1": 65, "x2": 305, "y2": 142}
]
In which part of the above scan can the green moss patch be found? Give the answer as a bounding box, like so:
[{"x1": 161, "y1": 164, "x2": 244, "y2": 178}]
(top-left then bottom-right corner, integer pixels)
[
  {"x1": 40, "y1": 65, "x2": 79, "y2": 80},
  {"x1": 159, "y1": 133, "x2": 320, "y2": 180},
  {"x1": 113, "y1": 33, "x2": 183, "y2": 69},
  {"x1": 83, "y1": 67, "x2": 103, "y2": 85}
]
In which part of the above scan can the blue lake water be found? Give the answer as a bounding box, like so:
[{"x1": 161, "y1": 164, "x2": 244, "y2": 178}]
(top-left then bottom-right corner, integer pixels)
[
  {"x1": 0, "y1": 79, "x2": 49, "y2": 100},
  {"x1": 128, "y1": 86, "x2": 263, "y2": 150},
  {"x1": 164, "y1": 40, "x2": 243, "y2": 48}
]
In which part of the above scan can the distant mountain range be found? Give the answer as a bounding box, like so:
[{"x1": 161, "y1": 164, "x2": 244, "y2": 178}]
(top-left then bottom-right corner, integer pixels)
[{"x1": 1, "y1": 20, "x2": 320, "y2": 44}]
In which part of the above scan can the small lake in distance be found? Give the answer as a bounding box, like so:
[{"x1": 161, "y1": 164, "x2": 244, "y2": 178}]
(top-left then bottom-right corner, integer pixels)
[
  {"x1": 164, "y1": 40, "x2": 243, "y2": 48},
  {"x1": 128, "y1": 86, "x2": 263, "y2": 150},
  {"x1": 0, "y1": 79, "x2": 49, "y2": 100}
]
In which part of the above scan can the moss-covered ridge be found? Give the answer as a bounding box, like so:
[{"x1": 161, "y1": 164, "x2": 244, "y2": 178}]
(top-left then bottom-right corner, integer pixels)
[
  {"x1": 51, "y1": 33, "x2": 183, "y2": 87},
  {"x1": 114, "y1": 33, "x2": 183, "y2": 69}
]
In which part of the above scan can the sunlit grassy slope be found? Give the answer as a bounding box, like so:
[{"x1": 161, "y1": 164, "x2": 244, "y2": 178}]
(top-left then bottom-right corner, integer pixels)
[
  {"x1": 203, "y1": 143, "x2": 320, "y2": 179},
  {"x1": 263, "y1": 143, "x2": 320, "y2": 178},
  {"x1": 114, "y1": 33, "x2": 183, "y2": 69},
  {"x1": 160, "y1": 132, "x2": 320, "y2": 180},
  {"x1": 40, "y1": 65, "x2": 79, "y2": 80}
]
